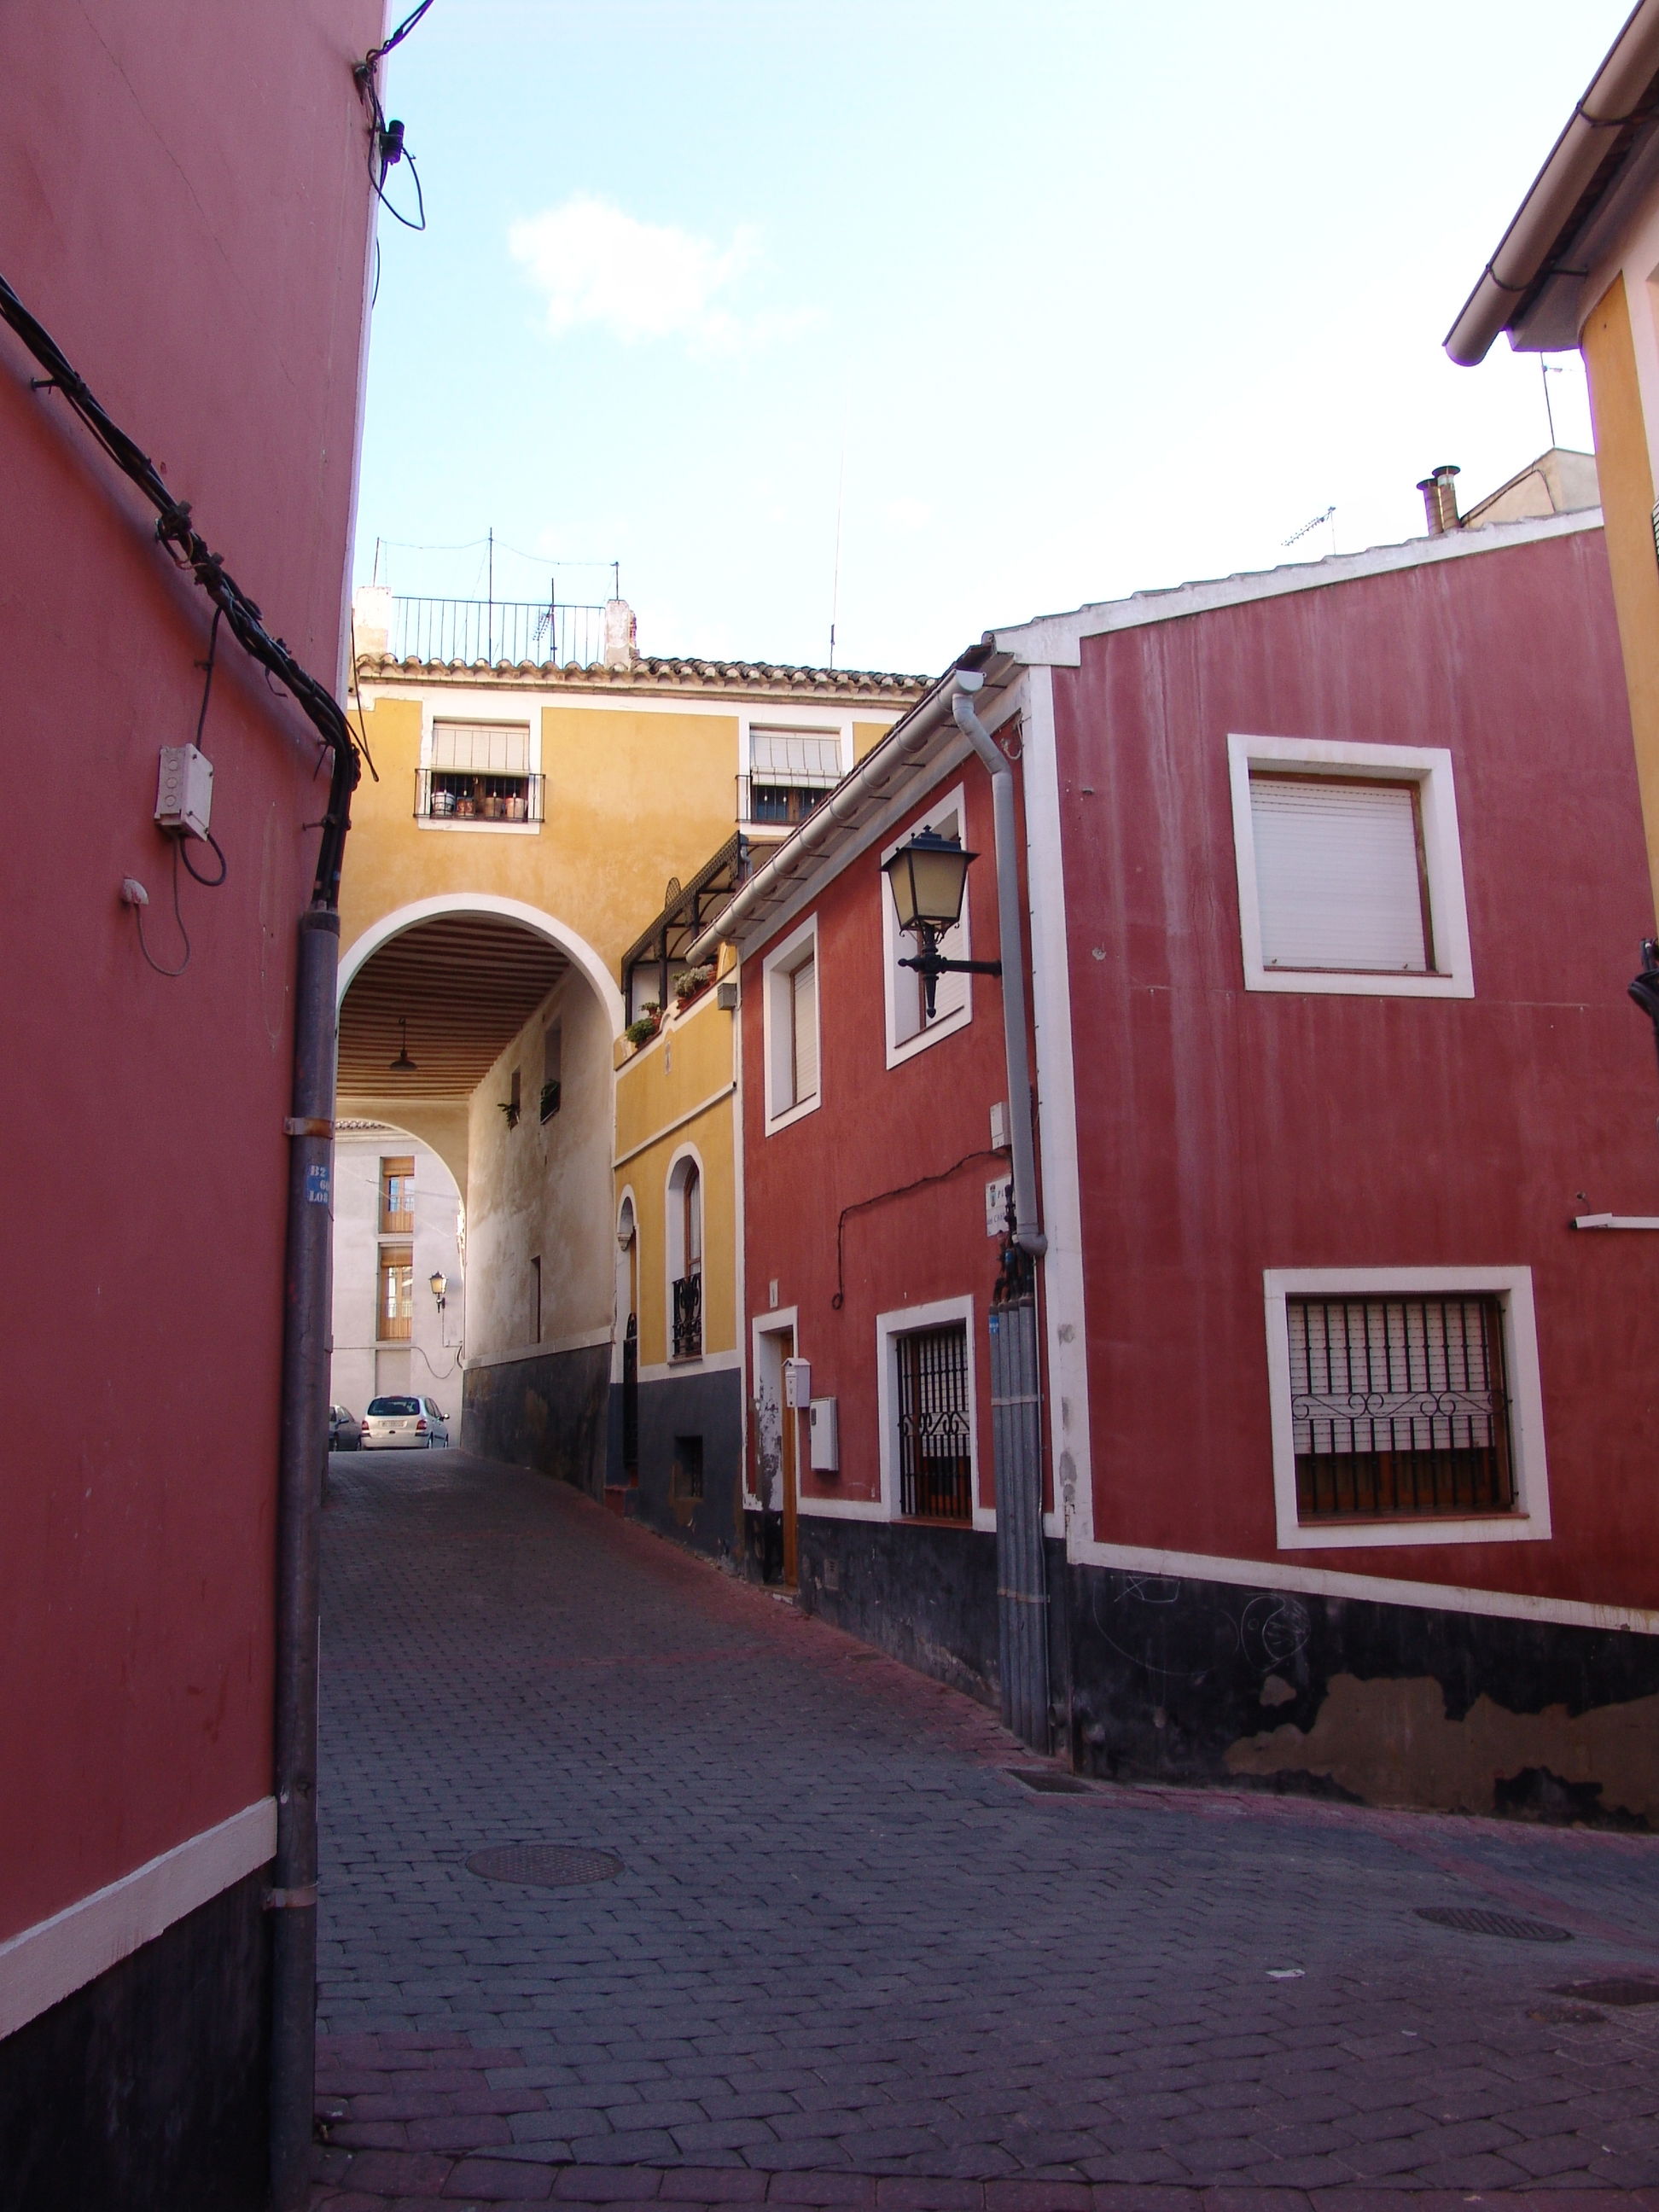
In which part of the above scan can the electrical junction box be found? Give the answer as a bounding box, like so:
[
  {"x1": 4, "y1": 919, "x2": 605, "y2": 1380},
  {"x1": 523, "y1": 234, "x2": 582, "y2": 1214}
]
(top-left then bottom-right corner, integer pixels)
[
  {"x1": 155, "y1": 744, "x2": 213, "y2": 839},
  {"x1": 808, "y1": 1397, "x2": 838, "y2": 1473},
  {"x1": 989, "y1": 1099, "x2": 1009, "y2": 1151},
  {"x1": 783, "y1": 1357, "x2": 812, "y2": 1409}
]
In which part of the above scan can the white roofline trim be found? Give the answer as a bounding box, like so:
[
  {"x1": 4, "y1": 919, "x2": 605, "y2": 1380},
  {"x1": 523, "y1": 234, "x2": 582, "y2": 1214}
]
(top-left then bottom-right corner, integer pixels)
[{"x1": 992, "y1": 509, "x2": 1603, "y2": 669}]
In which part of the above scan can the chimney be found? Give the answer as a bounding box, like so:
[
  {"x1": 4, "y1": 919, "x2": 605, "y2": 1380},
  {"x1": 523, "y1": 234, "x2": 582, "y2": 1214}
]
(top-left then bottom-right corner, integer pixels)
[
  {"x1": 602, "y1": 597, "x2": 638, "y2": 670},
  {"x1": 352, "y1": 581, "x2": 393, "y2": 657},
  {"x1": 1416, "y1": 463, "x2": 1461, "y2": 536}
]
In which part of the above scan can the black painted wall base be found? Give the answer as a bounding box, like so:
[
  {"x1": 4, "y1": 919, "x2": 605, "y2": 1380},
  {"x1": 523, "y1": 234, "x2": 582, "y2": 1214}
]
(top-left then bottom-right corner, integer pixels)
[
  {"x1": 0, "y1": 1868, "x2": 271, "y2": 2212},
  {"x1": 787, "y1": 1513, "x2": 1659, "y2": 1826},
  {"x1": 1063, "y1": 1562, "x2": 1659, "y2": 1826},
  {"x1": 463, "y1": 1344, "x2": 610, "y2": 1498},
  {"x1": 604, "y1": 1368, "x2": 744, "y2": 1561},
  {"x1": 796, "y1": 1516, "x2": 1002, "y2": 1704}
]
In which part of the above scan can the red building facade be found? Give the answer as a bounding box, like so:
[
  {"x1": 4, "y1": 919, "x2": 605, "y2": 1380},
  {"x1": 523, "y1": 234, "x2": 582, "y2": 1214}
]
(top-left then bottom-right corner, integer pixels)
[
  {"x1": 719, "y1": 509, "x2": 1659, "y2": 1822},
  {"x1": 0, "y1": 8, "x2": 380, "y2": 2207}
]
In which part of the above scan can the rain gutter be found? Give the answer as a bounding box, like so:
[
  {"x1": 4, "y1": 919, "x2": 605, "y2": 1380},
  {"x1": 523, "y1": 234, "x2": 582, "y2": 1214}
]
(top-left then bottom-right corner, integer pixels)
[{"x1": 1446, "y1": 0, "x2": 1659, "y2": 366}]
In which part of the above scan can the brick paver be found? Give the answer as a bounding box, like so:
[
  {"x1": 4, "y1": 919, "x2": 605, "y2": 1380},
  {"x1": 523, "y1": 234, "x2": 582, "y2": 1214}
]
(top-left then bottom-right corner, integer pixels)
[{"x1": 312, "y1": 1452, "x2": 1659, "y2": 2207}]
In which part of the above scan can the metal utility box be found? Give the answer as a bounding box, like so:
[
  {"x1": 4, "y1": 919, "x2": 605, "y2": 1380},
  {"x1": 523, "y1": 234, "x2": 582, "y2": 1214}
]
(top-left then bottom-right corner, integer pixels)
[
  {"x1": 808, "y1": 1397, "x2": 838, "y2": 1472},
  {"x1": 154, "y1": 743, "x2": 214, "y2": 840},
  {"x1": 783, "y1": 1357, "x2": 812, "y2": 1409}
]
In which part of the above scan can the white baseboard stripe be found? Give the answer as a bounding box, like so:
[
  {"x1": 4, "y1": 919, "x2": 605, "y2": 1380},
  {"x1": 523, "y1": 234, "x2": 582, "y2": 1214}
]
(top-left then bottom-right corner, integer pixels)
[
  {"x1": 1066, "y1": 1536, "x2": 1659, "y2": 1637},
  {"x1": 0, "y1": 1796, "x2": 276, "y2": 2040}
]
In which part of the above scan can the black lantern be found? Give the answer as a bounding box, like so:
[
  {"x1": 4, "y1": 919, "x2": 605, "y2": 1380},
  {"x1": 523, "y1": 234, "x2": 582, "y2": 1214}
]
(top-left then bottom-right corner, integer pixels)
[
  {"x1": 882, "y1": 825, "x2": 1002, "y2": 1019},
  {"x1": 428, "y1": 1271, "x2": 447, "y2": 1309}
]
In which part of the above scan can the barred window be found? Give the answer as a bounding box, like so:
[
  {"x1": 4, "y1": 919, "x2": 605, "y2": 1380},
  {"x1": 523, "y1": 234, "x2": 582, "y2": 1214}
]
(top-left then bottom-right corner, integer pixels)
[
  {"x1": 896, "y1": 1323, "x2": 973, "y2": 1522},
  {"x1": 1288, "y1": 1295, "x2": 1513, "y2": 1522}
]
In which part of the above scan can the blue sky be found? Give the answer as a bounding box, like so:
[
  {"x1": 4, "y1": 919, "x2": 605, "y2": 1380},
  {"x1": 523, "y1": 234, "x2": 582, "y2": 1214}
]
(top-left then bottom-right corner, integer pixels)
[{"x1": 355, "y1": 1, "x2": 1624, "y2": 676}]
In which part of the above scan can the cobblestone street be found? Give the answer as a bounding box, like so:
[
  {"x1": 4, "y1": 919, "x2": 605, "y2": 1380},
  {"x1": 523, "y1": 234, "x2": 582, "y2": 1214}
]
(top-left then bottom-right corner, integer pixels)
[{"x1": 312, "y1": 1452, "x2": 1659, "y2": 2209}]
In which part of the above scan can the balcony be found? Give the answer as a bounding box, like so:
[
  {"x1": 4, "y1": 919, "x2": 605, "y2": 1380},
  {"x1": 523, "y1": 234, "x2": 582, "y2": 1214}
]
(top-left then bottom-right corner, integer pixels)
[
  {"x1": 388, "y1": 596, "x2": 607, "y2": 668},
  {"x1": 737, "y1": 771, "x2": 840, "y2": 830},
  {"x1": 416, "y1": 769, "x2": 544, "y2": 824},
  {"x1": 671, "y1": 1272, "x2": 703, "y2": 1361}
]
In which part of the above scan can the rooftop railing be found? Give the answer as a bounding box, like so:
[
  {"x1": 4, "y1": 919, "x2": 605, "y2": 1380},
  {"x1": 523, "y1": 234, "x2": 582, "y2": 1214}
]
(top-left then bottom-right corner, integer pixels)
[{"x1": 390, "y1": 596, "x2": 607, "y2": 667}]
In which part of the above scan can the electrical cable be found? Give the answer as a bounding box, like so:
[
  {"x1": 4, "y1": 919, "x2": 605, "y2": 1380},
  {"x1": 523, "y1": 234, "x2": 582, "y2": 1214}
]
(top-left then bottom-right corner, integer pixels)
[
  {"x1": 357, "y1": 0, "x2": 435, "y2": 79},
  {"x1": 0, "y1": 272, "x2": 362, "y2": 910},
  {"x1": 830, "y1": 1147, "x2": 1005, "y2": 1310},
  {"x1": 179, "y1": 829, "x2": 229, "y2": 888},
  {"x1": 132, "y1": 843, "x2": 191, "y2": 977}
]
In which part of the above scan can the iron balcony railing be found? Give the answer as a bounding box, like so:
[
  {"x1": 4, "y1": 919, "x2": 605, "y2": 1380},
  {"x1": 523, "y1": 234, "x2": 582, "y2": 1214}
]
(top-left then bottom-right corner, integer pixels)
[
  {"x1": 391, "y1": 596, "x2": 606, "y2": 667},
  {"x1": 671, "y1": 1272, "x2": 703, "y2": 1361},
  {"x1": 415, "y1": 769, "x2": 544, "y2": 824},
  {"x1": 736, "y1": 771, "x2": 841, "y2": 829}
]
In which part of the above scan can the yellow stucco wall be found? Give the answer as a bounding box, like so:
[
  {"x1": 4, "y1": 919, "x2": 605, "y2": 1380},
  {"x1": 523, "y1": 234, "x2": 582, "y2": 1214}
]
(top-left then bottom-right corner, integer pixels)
[
  {"x1": 340, "y1": 693, "x2": 742, "y2": 979},
  {"x1": 614, "y1": 988, "x2": 736, "y2": 1365},
  {"x1": 1582, "y1": 272, "x2": 1659, "y2": 923}
]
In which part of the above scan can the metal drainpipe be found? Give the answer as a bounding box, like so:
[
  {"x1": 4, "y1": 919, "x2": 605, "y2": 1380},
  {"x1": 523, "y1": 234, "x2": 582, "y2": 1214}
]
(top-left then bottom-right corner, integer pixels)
[
  {"x1": 950, "y1": 673, "x2": 1052, "y2": 1750},
  {"x1": 271, "y1": 905, "x2": 341, "y2": 2211}
]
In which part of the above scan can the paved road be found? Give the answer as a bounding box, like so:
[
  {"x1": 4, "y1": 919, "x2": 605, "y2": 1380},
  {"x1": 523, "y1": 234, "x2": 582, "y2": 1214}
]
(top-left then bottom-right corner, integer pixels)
[{"x1": 313, "y1": 1450, "x2": 1659, "y2": 2207}]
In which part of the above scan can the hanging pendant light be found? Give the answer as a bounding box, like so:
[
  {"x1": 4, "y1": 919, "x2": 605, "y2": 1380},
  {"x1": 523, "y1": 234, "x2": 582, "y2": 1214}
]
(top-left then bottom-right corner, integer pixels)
[{"x1": 390, "y1": 1016, "x2": 416, "y2": 1073}]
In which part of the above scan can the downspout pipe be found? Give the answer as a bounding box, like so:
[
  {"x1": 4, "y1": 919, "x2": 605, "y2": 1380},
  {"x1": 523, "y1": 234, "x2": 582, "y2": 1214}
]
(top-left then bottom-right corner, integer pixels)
[
  {"x1": 951, "y1": 672, "x2": 1045, "y2": 1256},
  {"x1": 270, "y1": 905, "x2": 341, "y2": 2211}
]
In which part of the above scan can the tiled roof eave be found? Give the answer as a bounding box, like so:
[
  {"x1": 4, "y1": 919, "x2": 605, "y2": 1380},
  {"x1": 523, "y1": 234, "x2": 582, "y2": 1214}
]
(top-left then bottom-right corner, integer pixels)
[{"x1": 352, "y1": 653, "x2": 928, "y2": 704}]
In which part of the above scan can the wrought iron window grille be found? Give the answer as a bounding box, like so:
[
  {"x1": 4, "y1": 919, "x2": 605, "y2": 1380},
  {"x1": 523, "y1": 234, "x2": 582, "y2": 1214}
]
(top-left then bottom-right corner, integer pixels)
[
  {"x1": 671, "y1": 1272, "x2": 702, "y2": 1361},
  {"x1": 1288, "y1": 1294, "x2": 1515, "y2": 1520},
  {"x1": 896, "y1": 1322, "x2": 973, "y2": 1522}
]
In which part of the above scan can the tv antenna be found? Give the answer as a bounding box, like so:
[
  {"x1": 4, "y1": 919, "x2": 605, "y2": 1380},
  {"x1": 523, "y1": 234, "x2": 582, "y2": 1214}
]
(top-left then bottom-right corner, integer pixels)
[
  {"x1": 1283, "y1": 505, "x2": 1337, "y2": 554},
  {"x1": 1541, "y1": 357, "x2": 1563, "y2": 447}
]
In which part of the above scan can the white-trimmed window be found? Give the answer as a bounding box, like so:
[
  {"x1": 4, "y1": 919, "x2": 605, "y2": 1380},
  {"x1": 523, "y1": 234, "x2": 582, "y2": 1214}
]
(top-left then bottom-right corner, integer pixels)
[
  {"x1": 418, "y1": 715, "x2": 542, "y2": 830},
  {"x1": 882, "y1": 787, "x2": 973, "y2": 1065},
  {"x1": 875, "y1": 1295, "x2": 989, "y2": 1528},
  {"x1": 743, "y1": 726, "x2": 847, "y2": 830},
  {"x1": 666, "y1": 1151, "x2": 703, "y2": 1361},
  {"x1": 1262, "y1": 1267, "x2": 1549, "y2": 1551},
  {"x1": 763, "y1": 916, "x2": 820, "y2": 1132},
  {"x1": 1228, "y1": 735, "x2": 1473, "y2": 998}
]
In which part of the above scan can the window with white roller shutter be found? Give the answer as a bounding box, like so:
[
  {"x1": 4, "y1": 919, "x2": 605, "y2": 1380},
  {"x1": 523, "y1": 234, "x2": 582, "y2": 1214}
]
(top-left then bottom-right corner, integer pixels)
[
  {"x1": 762, "y1": 914, "x2": 822, "y2": 1131},
  {"x1": 1249, "y1": 775, "x2": 1432, "y2": 973}
]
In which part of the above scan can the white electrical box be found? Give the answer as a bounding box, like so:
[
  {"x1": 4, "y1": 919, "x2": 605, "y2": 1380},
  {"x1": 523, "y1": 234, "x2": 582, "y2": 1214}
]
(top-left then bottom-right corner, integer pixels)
[
  {"x1": 155, "y1": 744, "x2": 213, "y2": 839},
  {"x1": 808, "y1": 1396, "x2": 839, "y2": 1472},
  {"x1": 783, "y1": 1357, "x2": 812, "y2": 1409},
  {"x1": 989, "y1": 1099, "x2": 1009, "y2": 1151}
]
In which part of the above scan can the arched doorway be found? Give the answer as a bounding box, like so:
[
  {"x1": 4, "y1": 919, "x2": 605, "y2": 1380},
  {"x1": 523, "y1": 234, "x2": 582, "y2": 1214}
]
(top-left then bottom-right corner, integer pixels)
[{"x1": 335, "y1": 899, "x2": 621, "y2": 1488}]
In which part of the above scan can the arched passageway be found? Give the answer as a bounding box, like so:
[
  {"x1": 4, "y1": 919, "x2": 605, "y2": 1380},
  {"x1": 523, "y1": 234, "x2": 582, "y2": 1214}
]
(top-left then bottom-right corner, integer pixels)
[{"x1": 335, "y1": 901, "x2": 620, "y2": 1488}]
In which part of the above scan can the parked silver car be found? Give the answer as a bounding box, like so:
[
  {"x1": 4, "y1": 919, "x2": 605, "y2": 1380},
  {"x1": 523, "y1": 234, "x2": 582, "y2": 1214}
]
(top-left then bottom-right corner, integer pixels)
[
  {"x1": 360, "y1": 1394, "x2": 451, "y2": 1450},
  {"x1": 328, "y1": 1404, "x2": 362, "y2": 1451}
]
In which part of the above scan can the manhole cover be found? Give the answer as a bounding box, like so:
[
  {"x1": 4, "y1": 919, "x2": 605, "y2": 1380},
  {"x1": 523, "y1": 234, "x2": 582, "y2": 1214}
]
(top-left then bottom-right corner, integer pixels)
[
  {"x1": 1554, "y1": 1978, "x2": 1659, "y2": 2007},
  {"x1": 466, "y1": 1845, "x2": 622, "y2": 1888},
  {"x1": 1416, "y1": 1906, "x2": 1572, "y2": 1942},
  {"x1": 1009, "y1": 1767, "x2": 1092, "y2": 1795}
]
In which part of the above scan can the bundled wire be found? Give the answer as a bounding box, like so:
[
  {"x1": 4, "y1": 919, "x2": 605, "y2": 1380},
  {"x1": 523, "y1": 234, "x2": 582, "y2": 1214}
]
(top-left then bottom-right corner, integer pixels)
[
  {"x1": 0, "y1": 273, "x2": 363, "y2": 911},
  {"x1": 353, "y1": 3, "x2": 433, "y2": 232}
]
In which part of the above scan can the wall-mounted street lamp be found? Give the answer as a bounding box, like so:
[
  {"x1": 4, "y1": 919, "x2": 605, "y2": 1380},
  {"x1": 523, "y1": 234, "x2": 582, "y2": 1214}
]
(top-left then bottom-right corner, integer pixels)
[
  {"x1": 429, "y1": 1270, "x2": 447, "y2": 1314},
  {"x1": 1631, "y1": 941, "x2": 1659, "y2": 1078},
  {"x1": 882, "y1": 827, "x2": 1004, "y2": 1020}
]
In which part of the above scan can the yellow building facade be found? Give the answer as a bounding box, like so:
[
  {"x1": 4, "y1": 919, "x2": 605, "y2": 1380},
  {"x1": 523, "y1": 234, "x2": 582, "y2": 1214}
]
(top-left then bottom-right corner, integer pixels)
[
  {"x1": 1448, "y1": 9, "x2": 1659, "y2": 919},
  {"x1": 334, "y1": 584, "x2": 923, "y2": 1521}
]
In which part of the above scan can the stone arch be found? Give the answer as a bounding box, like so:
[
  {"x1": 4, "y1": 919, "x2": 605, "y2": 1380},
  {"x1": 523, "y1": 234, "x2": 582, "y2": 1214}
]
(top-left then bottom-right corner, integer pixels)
[{"x1": 338, "y1": 893, "x2": 625, "y2": 1036}]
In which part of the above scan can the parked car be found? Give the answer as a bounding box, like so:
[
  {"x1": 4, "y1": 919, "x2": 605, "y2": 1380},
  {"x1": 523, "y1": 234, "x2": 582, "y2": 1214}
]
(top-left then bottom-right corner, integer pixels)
[
  {"x1": 328, "y1": 1404, "x2": 362, "y2": 1452},
  {"x1": 360, "y1": 1394, "x2": 451, "y2": 1450}
]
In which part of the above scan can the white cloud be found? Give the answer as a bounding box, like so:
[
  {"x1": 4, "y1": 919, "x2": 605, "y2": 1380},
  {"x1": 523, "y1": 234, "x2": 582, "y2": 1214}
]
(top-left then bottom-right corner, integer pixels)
[{"x1": 508, "y1": 195, "x2": 781, "y2": 352}]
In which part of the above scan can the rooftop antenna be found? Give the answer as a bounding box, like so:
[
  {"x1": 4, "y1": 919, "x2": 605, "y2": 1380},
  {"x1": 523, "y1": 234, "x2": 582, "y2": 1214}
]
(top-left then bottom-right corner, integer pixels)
[
  {"x1": 1284, "y1": 504, "x2": 1337, "y2": 556},
  {"x1": 486, "y1": 527, "x2": 494, "y2": 661},
  {"x1": 372, "y1": 535, "x2": 383, "y2": 585},
  {"x1": 828, "y1": 410, "x2": 847, "y2": 669},
  {"x1": 613, "y1": 559, "x2": 620, "y2": 600},
  {"x1": 1541, "y1": 358, "x2": 1563, "y2": 448}
]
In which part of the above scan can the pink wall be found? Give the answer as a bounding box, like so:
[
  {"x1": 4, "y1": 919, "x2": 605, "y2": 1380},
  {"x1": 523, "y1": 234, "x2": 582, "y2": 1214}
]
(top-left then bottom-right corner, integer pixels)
[
  {"x1": 0, "y1": 1, "x2": 380, "y2": 1939},
  {"x1": 742, "y1": 768, "x2": 1025, "y2": 1515},
  {"x1": 1053, "y1": 527, "x2": 1659, "y2": 1609}
]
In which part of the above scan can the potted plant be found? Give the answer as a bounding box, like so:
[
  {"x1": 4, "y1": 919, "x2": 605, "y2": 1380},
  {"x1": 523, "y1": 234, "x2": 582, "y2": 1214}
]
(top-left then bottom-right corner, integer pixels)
[
  {"x1": 673, "y1": 963, "x2": 715, "y2": 1005},
  {"x1": 624, "y1": 1001, "x2": 662, "y2": 1050}
]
